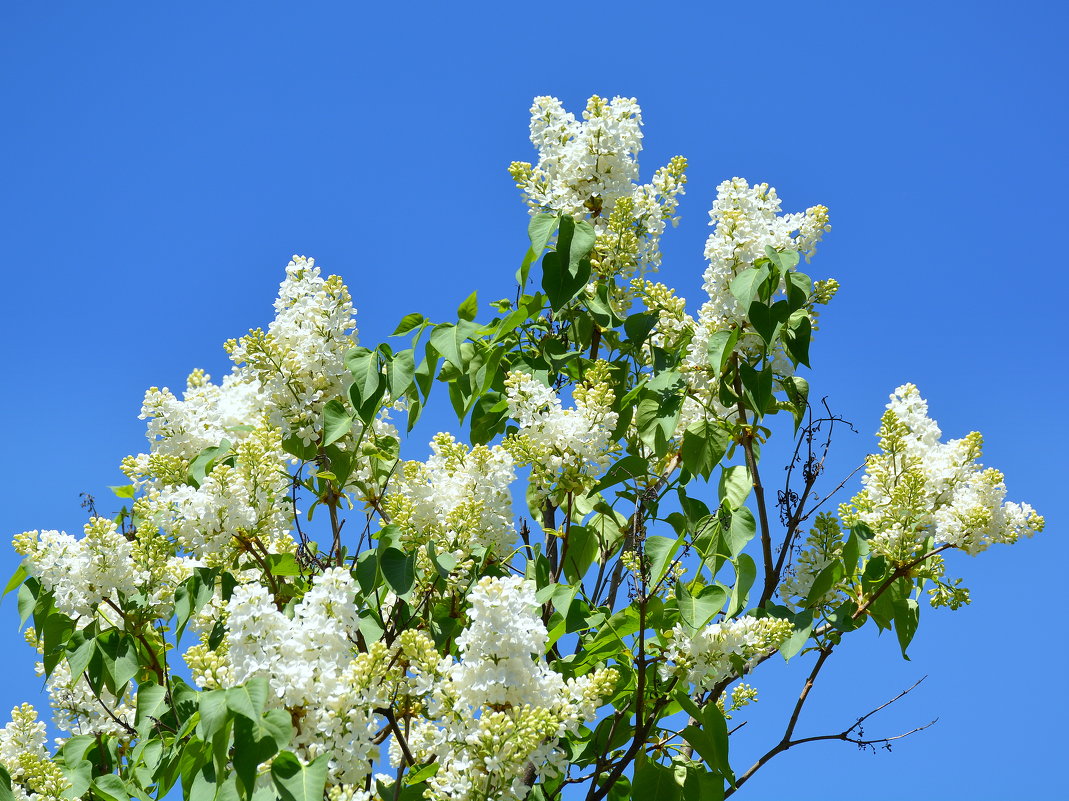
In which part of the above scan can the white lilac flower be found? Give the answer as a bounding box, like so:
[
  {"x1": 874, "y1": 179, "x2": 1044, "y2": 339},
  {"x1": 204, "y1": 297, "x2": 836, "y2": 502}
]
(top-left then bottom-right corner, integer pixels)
[
  {"x1": 143, "y1": 427, "x2": 295, "y2": 567},
  {"x1": 504, "y1": 365, "x2": 619, "y2": 498},
  {"x1": 137, "y1": 367, "x2": 266, "y2": 466},
  {"x1": 509, "y1": 95, "x2": 687, "y2": 278},
  {"x1": 225, "y1": 256, "x2": 358, "y2": 446},
  {"x1": 0, "y1": 704, "x2": 69, "y2": 801},
  {"x1": 662, "y1": 615, "x2": 792, "y2": 691},
  {"x1": 219, "y1": 569, "x2": 395, "y2": 787},
  {"x1": 697, "y1": 178, "x2": 830, "y2": 334},
  {"x1": 385, "y1": 432, "x2": 517, "y2": 559},
  {"x1": 405, "y1": 577, "x2": 616, "y2": 801},
  {"x1": 13, "y1": 518, "x2": 145, "y2": 624},
  {"x1": 841, "y1": 384, "x2": 1045, "y2": 560}
]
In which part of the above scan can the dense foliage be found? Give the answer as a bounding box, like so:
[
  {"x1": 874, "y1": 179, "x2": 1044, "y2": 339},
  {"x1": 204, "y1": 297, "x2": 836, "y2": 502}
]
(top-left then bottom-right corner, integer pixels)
[{"x1": 0, "y1": 95, "x2": 1044, "y2": 801}]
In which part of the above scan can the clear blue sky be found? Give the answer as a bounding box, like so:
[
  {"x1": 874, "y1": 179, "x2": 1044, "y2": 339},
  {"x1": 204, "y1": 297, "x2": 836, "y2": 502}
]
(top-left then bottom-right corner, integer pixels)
[{"x1": 1, "y1": 2, "x2": 1065, "y2": 798}]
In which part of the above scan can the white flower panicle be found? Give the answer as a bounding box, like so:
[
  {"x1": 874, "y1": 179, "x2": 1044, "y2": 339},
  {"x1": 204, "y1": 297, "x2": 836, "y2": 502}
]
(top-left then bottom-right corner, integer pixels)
[
  {"x1": 841, "y1": 384, "x2": 1045, "y2": 560},
  {"x1": 219, "y1": 568, "x2": 393, "y2": 786},
  {"x1": 513, "y1": 95, "x2": 643, "y2": 219},
  {"x1": 504, "y1": 365, "x2": 619, "y2": 498},
  {"x1": 138, "y1": 368, "x2": 266, "y2": 465},
  {"x1": 385, "y1": 432, "x2": 517, "y2": 560},
  {"x1": 225, "y1": 257, "x2": 358, "y2": 446},
  {"x1": 141, "y1": 426, "x2": 295, "y2": 567},
  {"x1": 663, "y1": 615, "x2": 792, "y2": 691},
  {"x1": 14, "y1": 518, "x2": 144, "y2": 623},
  {"x1": 510, "y1": 95, "x2": 687, "y2": 276},
  {"x1": 677, "y1": 180, "x2": 831, "y2": 436},
  {"x1": 699, "y1": 178, "x2": 830, "y2": 332},
  {"x1": 404, "y1": 577, "x2": 617, "y2": 801},
  {"x1": 449, "y1": 576, "x2": 555, "y2": 709},
  {"x1": 0, "y1": 704, "x2": 70, "y2": 801}
]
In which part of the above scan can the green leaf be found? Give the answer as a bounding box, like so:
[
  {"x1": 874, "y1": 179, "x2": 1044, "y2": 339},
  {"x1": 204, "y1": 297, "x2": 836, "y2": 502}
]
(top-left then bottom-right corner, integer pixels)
[
  {"x1": 784, "y1": 310, "x2": 812, "y2": 368},
  {"x1": 0, "y1": 765, "x2": 13, "y2": 801},
  {"x1": 426, "y1": 542, "x2": 457, "y2": 580},
  {"x1": 541, "y1": 216, "x2": 594, "y2": 311},
  {"x1": 134, "y1": 682, "x2": 167, "y2": 737},
  {"x1": 271, "y1": 752, "x2": 330, "y2": 801},
  {"x1": 718, "y1": 466, "x2": 752, "y2": 508},
  {"x1": 780, "y1": 611, "x2": 814, "y2": 662},
  {"x1": 632, "y1": 759, "x2": 682, "y2": 801},
  {"x1": 738, "y1": 361, "x2": 773, "y2": 416},
  {"x1": 701, "y1": 702, "x2": 735, "y2": 785},
  {"x1": 727, "y1": 554, "x2": 756, "y2": 618},
  {"x1": 429, "y1": 321, "x2": 479, "y2": 371},
  {"x1": 893, "y1": 598, "x2": 920, "y2": 659},
  {"x1": 785, "y1": 270, "x2": 813, "y2": 310},
  {"x1": 588, "y1": 283, "x2": 623, "y2": 327},
  {"x1": 780, "y1": 375, "x2": 810, "y2": 431},
  {"x1": 683, "y1": 764, "x2": 724, "y2": 801},
  {"x1": 2, "y1": 564, "x2": 26, "y2": 601},
  {"x1": 16, "y1": 578, "x2": 39, "y2": 627},
  {"x1": 264, "y1": 553, "x2": 301, "y2": 577},
  {"x1": 282, "y1": 434, "x2": 317, "y2": 462},
  {"x1": 234, "y1": 710, "x2": 292, "y2": 797},
  {"x1": 226, "y1": 676, "x2": 269, "y2": 721},
  {"x1": 518, "y1": 213, "x2": 560, "y2": 285},
  {"x1": 646, "y1": 534, "x2": 686, "y2": 590},
  {"x1": 457, "y1": 291, "x2": 478, "y2": 322},
  {"x1": 729, "y1": 265, "x2": 771, "y2": 311},
  {"x1": 765, "y1": 246, "x2": 800, "y2": 271},
  {"x1": 562, "y1": 526, "x2": 599, "y2": 584},
  {"x1": 747, "y1": 299, "x2": 789, "y2": 348},
  {"x1": 392, "y1": 312, "x2": 426, "y2": 336},
  {"x1": 676, "y1": 583, "x2": 727, "y2": 629},
  {"x1": 174, "y1": 568, "x2": 217, "y2": 644},
  {"x1": 379, "y1": 548, "x2": 415, "y2": 597},
  {"x1": 197, "y1": 689, "x2": 229, "y2": 739},
  {"x1": 322, "y1": 399, "x2": 353, "y2": 446},
  {"x1": 91, "y1": 775, "x2": 130, "y2": 801},
  {"x1": 724, "y1": 507, "x2": 756, "y2": 557},
  {"x1": 805, "y1": 561, "x2": 843, "y2": 606},
  {"x1": 624, "y1": 311, "x2": 658, "y2": 346},
  {"x1": 188, "y1": 441, "x2": 231, "y2": 488},
  {"x1": 592, "y1": 455, "x2": 648, "y2": 494},
  {"x1": 405, "y1": 763, "x2": 439, "y2": 786},
  {"x1": 345, "y1": 346, "x2": 383, "y2": 404},
  {"x1": 96, "y1": 630, "x2": 138, "y2": 694},
  {"x1": 636, "y1": 389, "x2": 683, "y2": 454},
  {"x1": 109, "y1": 484, "x2": 136, "y2": 499},
  {"x1": 705, "y1": 329, "x2": 738, "y2": 374},
  {"x1": 681, "y1": 419, "x2": 730, "y2": 480},
  {"x1": 841, "y1": 531, "x2": 861, "y2": 577},
  {"x1": 387, "y1": 349, "x2": 416, "y2": 401}
]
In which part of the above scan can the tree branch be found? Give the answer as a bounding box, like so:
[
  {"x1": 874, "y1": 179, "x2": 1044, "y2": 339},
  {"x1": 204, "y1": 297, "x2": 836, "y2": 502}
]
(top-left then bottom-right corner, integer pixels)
[{"x1": 725, "y1": 674, "x2": 933, "y2": 797}]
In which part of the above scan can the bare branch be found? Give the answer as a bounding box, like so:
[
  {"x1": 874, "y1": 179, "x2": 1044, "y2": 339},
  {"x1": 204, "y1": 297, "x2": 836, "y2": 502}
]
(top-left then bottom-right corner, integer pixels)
[{"x1": 725, "y1": 675, "x2": 933, "y2": 797}]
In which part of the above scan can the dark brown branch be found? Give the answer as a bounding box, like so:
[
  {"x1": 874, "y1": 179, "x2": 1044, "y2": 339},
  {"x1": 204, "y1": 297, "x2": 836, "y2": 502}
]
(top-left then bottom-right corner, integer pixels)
[
  {"x1": 725, "y1": 675, "x2": 933, "y2": 797},
  {"x1": 375, "y1": 707, "x2": 416, "y2": 767},
  {"x1": 83, "y1": 671, "x2": 137, "y2": 737}
]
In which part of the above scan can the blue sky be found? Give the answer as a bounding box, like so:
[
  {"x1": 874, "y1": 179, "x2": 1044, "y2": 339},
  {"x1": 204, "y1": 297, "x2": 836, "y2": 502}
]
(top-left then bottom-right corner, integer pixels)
[{"x1": 1, "y1": 2, "x2": 1066, "y2": 798}]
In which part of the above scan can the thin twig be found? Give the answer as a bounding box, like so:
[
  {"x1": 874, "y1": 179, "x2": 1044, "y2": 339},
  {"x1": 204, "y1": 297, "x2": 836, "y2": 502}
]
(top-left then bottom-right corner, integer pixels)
[{"x1": 725, "y1": 675, "x2": 933, "y2": 797}]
